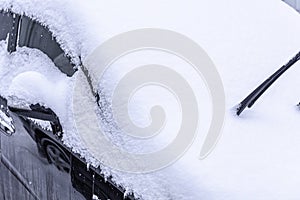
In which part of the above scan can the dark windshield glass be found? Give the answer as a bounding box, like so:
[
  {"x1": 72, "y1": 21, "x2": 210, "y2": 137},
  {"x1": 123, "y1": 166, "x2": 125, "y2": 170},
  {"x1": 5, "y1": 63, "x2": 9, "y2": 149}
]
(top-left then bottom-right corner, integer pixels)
[
  {"x1": 18, "y1": 16, "x2": 75, "y2": 76},
  {"x1": 0, "y1": 11, "x2": 13, "y2": 41}
]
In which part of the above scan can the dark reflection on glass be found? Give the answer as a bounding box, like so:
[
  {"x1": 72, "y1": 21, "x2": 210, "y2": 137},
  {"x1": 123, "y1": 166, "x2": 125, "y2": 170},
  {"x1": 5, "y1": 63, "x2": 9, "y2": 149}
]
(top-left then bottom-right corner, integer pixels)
[
  {"x1": 0, "y1": 10, "x2": 136, "y2": 200},
  {"x1": 18, "y1": 16, "x2": 75, "y2": 76},
  {"x1": 1, "y1": 114, "x2": 86, "y2": 200},
  {"x1": 0, "y1": 10, "x2": 13, "y2": 40},
  {"x1": 1, "y1": 106, "x2": 135, "y2": 200}
]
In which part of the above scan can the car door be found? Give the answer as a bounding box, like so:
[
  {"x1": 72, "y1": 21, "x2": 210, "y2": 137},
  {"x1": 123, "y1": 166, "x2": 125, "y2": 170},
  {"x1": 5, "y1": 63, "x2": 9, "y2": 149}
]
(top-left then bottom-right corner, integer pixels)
[{"x1": 0, "y1": 11, "x2": 85, "y2": 200}]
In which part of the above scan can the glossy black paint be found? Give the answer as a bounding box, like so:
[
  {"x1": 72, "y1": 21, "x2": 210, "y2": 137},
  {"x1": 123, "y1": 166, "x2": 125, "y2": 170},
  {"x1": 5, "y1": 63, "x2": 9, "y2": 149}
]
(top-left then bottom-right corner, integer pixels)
[{"x1": 0, "y1": 10, "x2": 136, "y2": 200}]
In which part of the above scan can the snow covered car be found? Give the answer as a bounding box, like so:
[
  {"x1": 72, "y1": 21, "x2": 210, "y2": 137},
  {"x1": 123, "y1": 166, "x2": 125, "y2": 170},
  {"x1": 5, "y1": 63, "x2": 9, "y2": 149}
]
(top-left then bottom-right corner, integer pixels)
[
  {"x1": 2, "y1": 0, "x2": 300, "y2": 200},
  {"x1": 0, "y1": 10, "x2": 135, "y2": 200}
]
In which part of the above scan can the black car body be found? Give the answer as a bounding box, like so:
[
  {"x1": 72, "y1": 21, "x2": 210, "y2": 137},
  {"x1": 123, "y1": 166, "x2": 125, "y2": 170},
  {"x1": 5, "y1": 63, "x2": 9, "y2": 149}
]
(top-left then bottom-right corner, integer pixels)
[{"x1": 0, "y1": 10, "x2": 135, "y2": 200}]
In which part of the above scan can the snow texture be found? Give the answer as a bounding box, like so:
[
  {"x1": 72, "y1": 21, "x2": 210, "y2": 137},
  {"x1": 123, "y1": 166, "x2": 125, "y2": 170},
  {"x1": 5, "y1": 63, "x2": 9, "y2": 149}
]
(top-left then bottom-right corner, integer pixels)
[{"x1": 1, "y1": 0, "x2": 300, "y2": 199}]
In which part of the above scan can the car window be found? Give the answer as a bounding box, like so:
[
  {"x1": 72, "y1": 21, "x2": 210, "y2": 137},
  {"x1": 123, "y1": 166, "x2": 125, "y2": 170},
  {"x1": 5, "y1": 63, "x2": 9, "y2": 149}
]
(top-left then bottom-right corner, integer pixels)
[
  {"x1": 0, "y1": 10, "x2": 13, "y2": 41},
  {"x1": 18, "y1": 16, "x2": 75, "y2": 76}
]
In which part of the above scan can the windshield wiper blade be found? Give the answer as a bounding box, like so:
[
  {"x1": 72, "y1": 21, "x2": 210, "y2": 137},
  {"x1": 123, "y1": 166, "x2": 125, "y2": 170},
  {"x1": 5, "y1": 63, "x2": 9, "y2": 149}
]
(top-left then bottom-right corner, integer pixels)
[{"x1": 236, "y1": 51, "x2": 300, "y2": 116}]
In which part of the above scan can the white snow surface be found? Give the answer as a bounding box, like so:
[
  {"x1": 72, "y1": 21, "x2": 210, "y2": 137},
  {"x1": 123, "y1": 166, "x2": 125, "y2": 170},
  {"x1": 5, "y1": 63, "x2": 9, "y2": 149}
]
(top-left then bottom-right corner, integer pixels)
[{"x1": 1, "y1": 0, "x2": 300, "y2": 199}]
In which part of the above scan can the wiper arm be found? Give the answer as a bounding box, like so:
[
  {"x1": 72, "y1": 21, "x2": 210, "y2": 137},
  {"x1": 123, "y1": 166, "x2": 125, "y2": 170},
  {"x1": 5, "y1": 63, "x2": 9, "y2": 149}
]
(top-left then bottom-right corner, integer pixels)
[{"x1": 236, "y1": 51, "x2": 300, "y2": 116}]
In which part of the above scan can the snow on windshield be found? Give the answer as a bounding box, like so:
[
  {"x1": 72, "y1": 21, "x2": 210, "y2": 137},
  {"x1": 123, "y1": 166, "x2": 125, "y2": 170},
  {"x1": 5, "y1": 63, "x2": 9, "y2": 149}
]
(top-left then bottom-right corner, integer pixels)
[{"x1": 1, "y1": 0, "x2": 300, "y2": 200}]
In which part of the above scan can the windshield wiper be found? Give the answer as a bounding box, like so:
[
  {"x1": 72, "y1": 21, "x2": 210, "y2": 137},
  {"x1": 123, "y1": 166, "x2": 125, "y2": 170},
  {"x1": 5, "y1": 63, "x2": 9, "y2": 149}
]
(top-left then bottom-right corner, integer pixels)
[{"x1": 236, "y1": 51, "x2": 300, "y2": 116}]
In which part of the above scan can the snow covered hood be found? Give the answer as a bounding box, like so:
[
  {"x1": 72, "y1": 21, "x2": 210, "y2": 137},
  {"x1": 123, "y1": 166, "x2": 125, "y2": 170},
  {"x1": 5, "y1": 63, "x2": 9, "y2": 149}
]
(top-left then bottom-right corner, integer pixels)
[{"x1": 1, "y1": 0, "x2": 300, "y2": 200}]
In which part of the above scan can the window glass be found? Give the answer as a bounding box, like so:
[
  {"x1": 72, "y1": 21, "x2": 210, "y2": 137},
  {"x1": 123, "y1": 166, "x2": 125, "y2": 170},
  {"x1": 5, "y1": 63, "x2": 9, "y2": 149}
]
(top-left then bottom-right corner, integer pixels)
[
  {"x1": 19, "y1": 16, "x2": 75, "y2": 76},
  {"x1": 0, "y1": 10, "x2": 13, "y2": 41}
]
